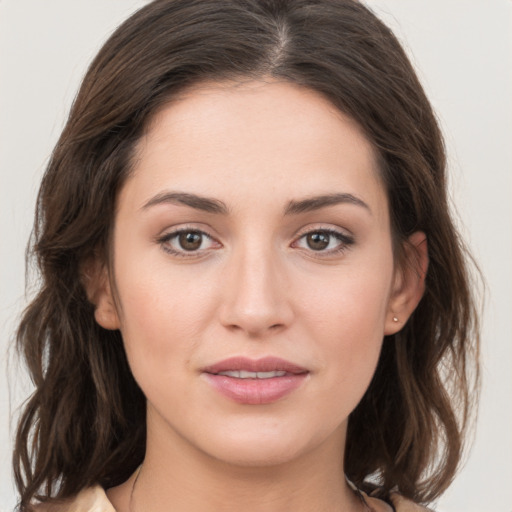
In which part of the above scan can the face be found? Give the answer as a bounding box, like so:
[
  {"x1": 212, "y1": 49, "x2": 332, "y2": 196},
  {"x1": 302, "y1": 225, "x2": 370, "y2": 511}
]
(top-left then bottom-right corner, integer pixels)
[{"x1": 94, "y1": 80, "x2": 425, "y2": 469}]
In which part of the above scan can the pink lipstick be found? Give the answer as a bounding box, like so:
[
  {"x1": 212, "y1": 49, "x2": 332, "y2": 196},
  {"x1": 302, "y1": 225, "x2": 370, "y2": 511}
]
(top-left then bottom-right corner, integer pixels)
[{"x1": 201, "y1": 357, "x2": 309, "y2": 405}]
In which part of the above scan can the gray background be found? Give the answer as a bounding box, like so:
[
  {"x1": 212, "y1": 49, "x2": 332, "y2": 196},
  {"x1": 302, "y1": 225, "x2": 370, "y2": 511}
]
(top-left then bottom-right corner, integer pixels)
[{"x1": 1, "y1": 1, "x2": 511, "y2": 511}]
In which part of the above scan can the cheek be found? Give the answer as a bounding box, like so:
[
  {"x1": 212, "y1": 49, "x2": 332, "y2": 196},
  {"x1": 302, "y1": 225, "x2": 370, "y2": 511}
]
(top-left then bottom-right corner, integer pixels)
[
  {"x1": 298, "y1": 260, "x2": 393, "y2": 337},
  {"x1": 112, "y1": 254, "x2": 217, "y2": 379},
  {"x1": 295, "y1": 257, "x2": 394, "y2": 391}
]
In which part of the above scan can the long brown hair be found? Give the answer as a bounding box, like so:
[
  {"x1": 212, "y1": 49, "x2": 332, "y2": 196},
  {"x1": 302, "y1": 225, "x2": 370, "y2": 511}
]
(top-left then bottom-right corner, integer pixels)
[{"x1": 13, "y1": 0, "x2": 480, "y2": 508}]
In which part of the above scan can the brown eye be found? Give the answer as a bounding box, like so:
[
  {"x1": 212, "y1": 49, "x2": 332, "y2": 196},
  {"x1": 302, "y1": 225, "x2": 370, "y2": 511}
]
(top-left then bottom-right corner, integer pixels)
[
  {"x1": 158, "y1": 228, "x2": 221, "y2": 257},
  {"x1": 306, "y1": 232, "x2": 330, "y2": 251},
  {"x1": 178, "y1": 231, "x2": 203, "y2": 251},
  {"x1": 292, "y1": 228, "x2": 354, "y2": 256}
]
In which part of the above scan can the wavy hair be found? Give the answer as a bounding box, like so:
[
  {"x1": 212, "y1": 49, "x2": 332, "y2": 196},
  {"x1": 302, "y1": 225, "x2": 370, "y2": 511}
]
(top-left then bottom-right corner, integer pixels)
[{"x1": 13, "y1": 0, "x2": 480, "y2": 508}]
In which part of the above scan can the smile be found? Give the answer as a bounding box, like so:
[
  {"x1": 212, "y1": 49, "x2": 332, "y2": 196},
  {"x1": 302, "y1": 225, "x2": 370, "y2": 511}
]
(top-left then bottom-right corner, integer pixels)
[
  {"x1": 201, "y1": 357, "x2": 309, "y2": 404},
  {"x1": 216, "y1": 370, "x2": 287, "y2": 379}
]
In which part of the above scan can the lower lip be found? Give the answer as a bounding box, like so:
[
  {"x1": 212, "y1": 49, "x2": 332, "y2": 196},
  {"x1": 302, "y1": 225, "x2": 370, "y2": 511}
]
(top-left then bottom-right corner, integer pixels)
[{"x1": 202, "y1": 373, "x2": 308, "y2": 404}]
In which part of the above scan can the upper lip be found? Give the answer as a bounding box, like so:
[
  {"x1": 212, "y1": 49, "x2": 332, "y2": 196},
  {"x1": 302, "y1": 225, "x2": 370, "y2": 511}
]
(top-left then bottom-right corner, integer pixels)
[{"x1": 202, "y1": 356, "x2": 309, "y2": 375}]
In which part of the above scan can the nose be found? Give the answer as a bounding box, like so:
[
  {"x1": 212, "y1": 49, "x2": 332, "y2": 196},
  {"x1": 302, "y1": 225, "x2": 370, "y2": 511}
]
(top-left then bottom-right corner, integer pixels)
[{"x1": 218, "y1": 243, "x2": 294, "y2": 337}]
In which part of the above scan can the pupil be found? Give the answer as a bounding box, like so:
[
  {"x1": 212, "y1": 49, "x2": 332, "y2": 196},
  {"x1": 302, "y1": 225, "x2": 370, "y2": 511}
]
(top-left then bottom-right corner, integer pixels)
[
  {"x1": 179, "y1": 232, "x2": 202, "y2": 251},
  {"x1": 307, "y1": 232, "x2": 329, "y2": 250}
]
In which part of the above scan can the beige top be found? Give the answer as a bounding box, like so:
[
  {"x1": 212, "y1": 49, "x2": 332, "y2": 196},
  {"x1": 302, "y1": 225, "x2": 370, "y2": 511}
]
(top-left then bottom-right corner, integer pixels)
[{"x1": 35, "y1": 485, "x2": 431, "y2": 512}]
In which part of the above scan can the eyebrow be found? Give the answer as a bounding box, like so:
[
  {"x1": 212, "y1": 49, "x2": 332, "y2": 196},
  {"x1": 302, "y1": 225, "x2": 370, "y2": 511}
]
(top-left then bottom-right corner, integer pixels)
[
  {"x1": 141, "y1": 191, "x2": 371, "y2": 216},
  {"x1": 141, "y1": 192, "x2": 229, "y2": 214},
  {"x1": 284, "y1": 193, "x2": 371, "y2": 216}
]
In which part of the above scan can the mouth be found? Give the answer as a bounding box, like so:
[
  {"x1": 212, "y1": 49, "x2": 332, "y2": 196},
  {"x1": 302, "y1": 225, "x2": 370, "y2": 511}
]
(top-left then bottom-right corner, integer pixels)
[
  {"x1": 214, "y1": 369, "x2": 289, "y2": 379},
  {"x1": 202, "y1": 356, "x2": 309, "y2": 375},
  {"x1": 201, "y1": 356, "x2": 309, "y2": 405}
]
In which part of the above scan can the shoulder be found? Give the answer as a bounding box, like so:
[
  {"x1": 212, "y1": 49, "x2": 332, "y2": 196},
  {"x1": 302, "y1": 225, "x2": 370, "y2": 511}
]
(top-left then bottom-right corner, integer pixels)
[
  {"x1": 362, "y1": 491, "x2": 433, "y2": 512},
  {"x1": 389, "y1": 493, "x2": 434, "y2": 512},
  {"x1": 31, "y1": 486, "x2": 115, "y2": 512}
]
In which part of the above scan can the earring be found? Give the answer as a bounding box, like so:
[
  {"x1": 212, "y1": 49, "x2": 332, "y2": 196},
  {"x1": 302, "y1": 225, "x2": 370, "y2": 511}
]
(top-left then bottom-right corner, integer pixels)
[{"x1": 392, "y1": 316, "x2": 399, "y2": 323}]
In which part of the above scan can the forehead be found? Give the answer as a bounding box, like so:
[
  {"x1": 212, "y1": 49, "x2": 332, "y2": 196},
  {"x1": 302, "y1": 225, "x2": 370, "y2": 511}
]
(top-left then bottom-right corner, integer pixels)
[{"x1": 124, "y1": 79, "x2": 387, "y2": 220}]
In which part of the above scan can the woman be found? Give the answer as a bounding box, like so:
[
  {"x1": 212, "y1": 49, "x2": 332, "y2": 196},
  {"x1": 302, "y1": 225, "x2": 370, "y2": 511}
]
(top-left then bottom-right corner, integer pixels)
[{"x1": 13, "y1": 1, "x2": 479, "y2": 511}]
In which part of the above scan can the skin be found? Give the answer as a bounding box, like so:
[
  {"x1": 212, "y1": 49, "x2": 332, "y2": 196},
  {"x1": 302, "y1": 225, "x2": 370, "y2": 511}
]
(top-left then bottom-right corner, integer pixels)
[{"x1": 91, "y1": 79, "x2": 427, "y2": 512}]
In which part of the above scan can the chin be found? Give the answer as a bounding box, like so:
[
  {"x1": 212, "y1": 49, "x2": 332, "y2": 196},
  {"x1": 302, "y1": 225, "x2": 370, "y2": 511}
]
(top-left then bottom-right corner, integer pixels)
[
  {"x1": 209, "y1": 441, "x2": 305, "y2": 468},
  {"x1": 197, "y1": 422, "x2": 335, "y2": 469}
]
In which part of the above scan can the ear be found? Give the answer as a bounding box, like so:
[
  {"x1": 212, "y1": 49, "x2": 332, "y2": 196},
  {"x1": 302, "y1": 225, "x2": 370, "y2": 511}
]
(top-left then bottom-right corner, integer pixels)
[
  {"x1": 384, "y1": 231, "x2": 428, "y2": 335},
  {"x1": 81, "y1": 257, "x2": 120, "y2": 330}
]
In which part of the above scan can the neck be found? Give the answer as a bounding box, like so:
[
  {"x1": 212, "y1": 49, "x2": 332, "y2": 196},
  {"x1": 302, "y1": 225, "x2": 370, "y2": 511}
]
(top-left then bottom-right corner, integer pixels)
[{"x1": 110, "y1": 415, "x2": 362, "y2": 512}]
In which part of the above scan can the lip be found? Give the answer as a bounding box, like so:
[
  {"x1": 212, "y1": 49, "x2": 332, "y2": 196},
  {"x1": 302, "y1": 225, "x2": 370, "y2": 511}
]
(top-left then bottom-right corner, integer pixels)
[
  {"x1": 202, "y1": 356, "x2": 308, "y2": 375},
  {"x1": 201, "y1": 356, "x2": 309, "y2": 405}
]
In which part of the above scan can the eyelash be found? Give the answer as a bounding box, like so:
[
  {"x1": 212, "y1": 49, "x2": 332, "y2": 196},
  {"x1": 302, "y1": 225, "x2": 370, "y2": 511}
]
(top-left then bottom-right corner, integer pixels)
[
  {"x1": 156, "y1": 227, "x2": 219, "y2": 258},
  {"x1": 292, "y1": 228, "x2": 355, "y2": 256},
  {"x1": 156, "y1": 226, "x2": 354, "y2": 258}
]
